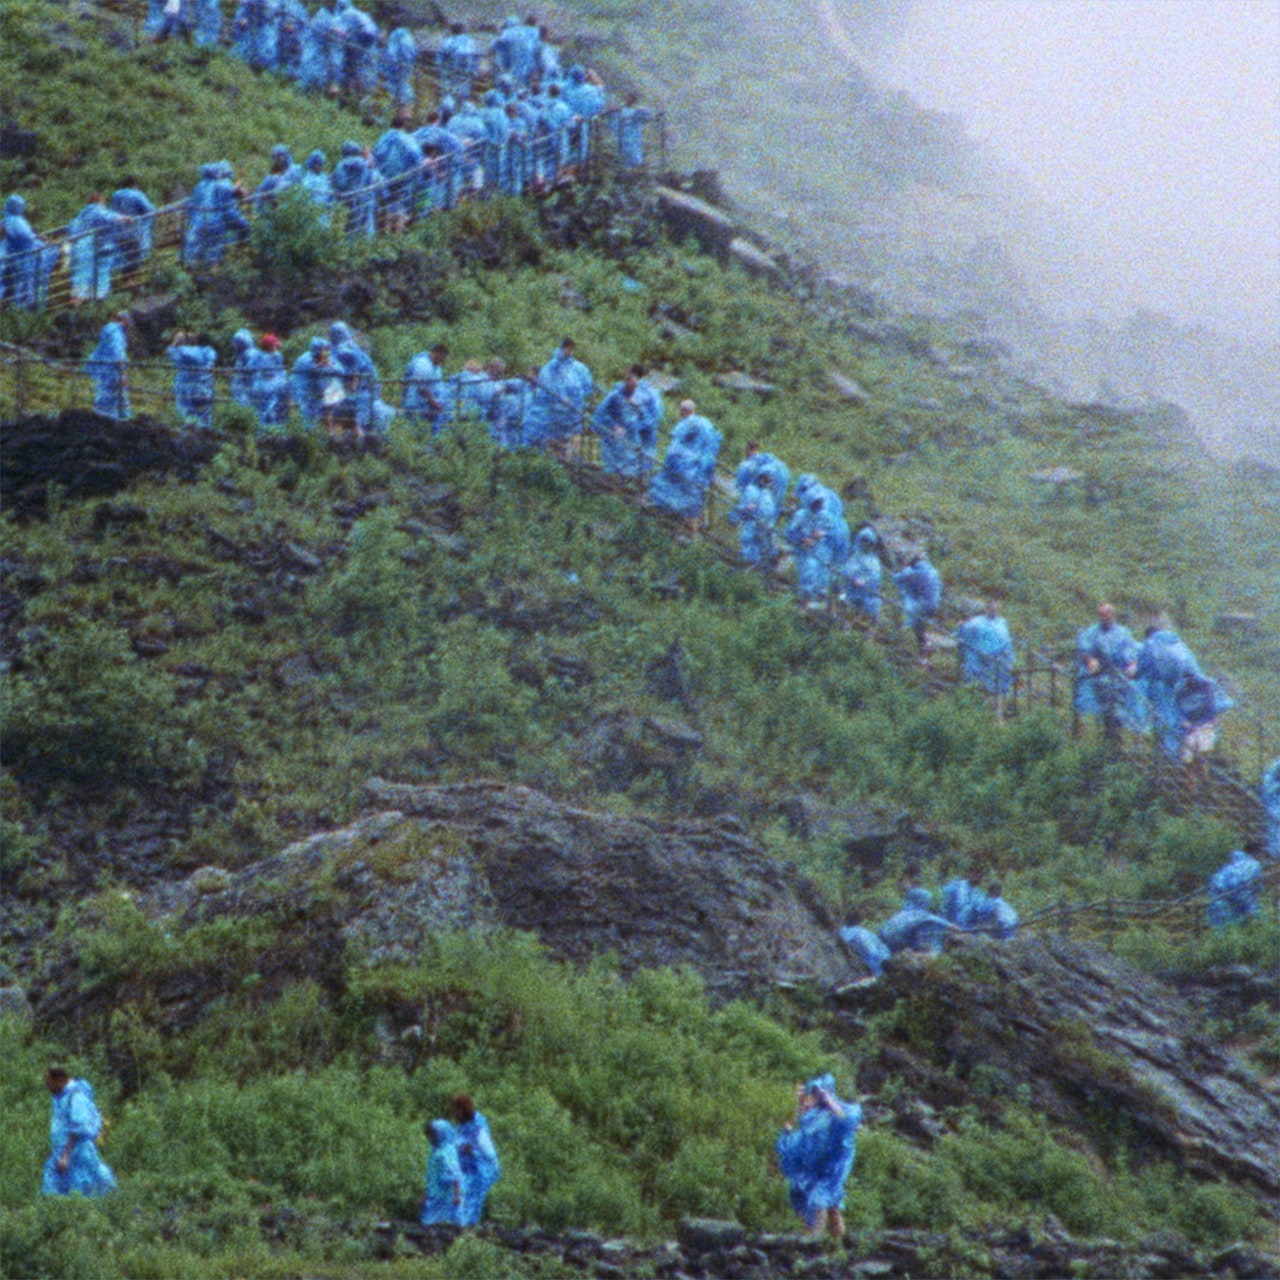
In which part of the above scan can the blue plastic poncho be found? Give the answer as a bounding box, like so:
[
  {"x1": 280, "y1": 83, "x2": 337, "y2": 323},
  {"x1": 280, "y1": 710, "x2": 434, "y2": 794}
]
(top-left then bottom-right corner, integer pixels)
[
  {"x1": 85, "y1": 321, "x2": 130, "y2": 420},
  {"x1": 736, "y1": 451, "x2": 790, "y2": 505},
  {"x1": 437, "y1": 29, "x2": 479, "y2": 101},
  {"x1": 231, "y1": 332, "x2": 287, "y2": 428},
  {"x1": 402, "y1": 350, "x2": 450, "y2": 433},
  {"x1": 371, "y1": 126, "x2": 424, "y2": 222},
  {"x1": 591, "y1": 379, "x2": 663, "y2": 476},
  {"x1": 42, "y1": 1079, "x2": 116, "y2": 1197},
  {"x1": 955, "y1": 612, "x2": 1015, "y2": 696},
  {"x1": 194, "y1": 0, "x2": 221, "y2": 44},
  {"x1": 290, "y1": 337, "x2": 342, "y2": 426},
  {"x1": 276, "y1": 0, "x2": 308, "y2": 75},
  {"x1": 648, "y1": 411, "x2": 721, "y2": 515},
  {"x1": 254, "y1": 146, "x2": 303, "y2": 210},
  {"x1": 331, "y1": 142, "x2": 381, "y2": 238},
  {"x1": 455, "y1": 1112, "x2": 500, "y2": 1226},
  {"x1": 421, "y1": 1119, "x2": 463, "y2": 1226},
  {"x1": 489, "y1": 17, "x2": 538, "y2": 87},
  {"x1": 879, "y1": 888, "x2": 952, "y2": 954},
  {"x1": 775, "y1": 1075, "x2": 861, "y2": 1224},
  {"x1": 145, "y1": 0, "x2": 196, "y2": 40},
  {"x1": 785, "y1": 488, "x2": 849, "y2": 603},
  {"x1": 298, "y1": 0, "x2": 343, "y2": 90},
  {"x1": 329, "y1": 322, "x2": 392, "y2": 432},
  {"x1": 184, "y1": 163, "x2": 249, "y2": 265},
  {"x1": 609, "y1": 104, "x2": 653, "y2": 168},
  {"x1": 1263, "y1": 758, "x2": 1280, "y2": 859},
  {"x1": 169, "y1": 342, "x2": 218, "y2": 429},
  {"x1": 839, "y1": 526, "x2": 883, "y2": 620},
  {"x1": 1074, "y1": 617, "x2": 1147, "y2": 731},
  {"x1": 232, "y1": 0, "x2": 279, "y2": 70},
  {"x1": 231, "y1": 329, "x2": 259, "y2": 407},
  {"x1": 0, "y1": 195, "x2": 48, "y2": 310},
  {"x1": 893, "y1": 558, "x2": 941, "y2": 631},
  {"x1": 446, "y1": 103, "x2": 489, "y2": 191},
  {"x1": 524, "y1": 346, "x2": 594, "y2": 445},
  {"x1": 338, "y1": 3, "x2": 379, "y2": 96},
  {"x1": 839, "y1": 925, "x2": 890, "y2": 977},
  {"x1": 108, "y1": 187, "x2": 157, "y2": 272},
  {"x1": 300, "y1": 150, "x2": 332, "y2": 223},
  {"x1": 1135, "y1": 629, "x2": 1205, "y2": 757},
  {"x1": 1207, "y1": 850, "x2": 1262, "y2": 928},
  {"x1": 382, "y1": 27, "x2": 417, "y2": 106},
  {"x1": 727, "y1": 478, "x2": 779, "y2": 566},
  {"x1": 973, "y1": 895, "x2": 1019, "y2": 940},
  {"x1": 941, "y1": 879, "x2": 985, "y2": 929},
  {"x1": 487, "y1": 376, "x2": 534, "y2": 448},
  {"x1": 67, "y1": 202, "x2": 126, "y2": 302}
]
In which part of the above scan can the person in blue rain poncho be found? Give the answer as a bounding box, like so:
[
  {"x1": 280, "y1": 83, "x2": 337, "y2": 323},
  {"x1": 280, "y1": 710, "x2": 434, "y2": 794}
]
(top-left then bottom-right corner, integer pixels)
[
  {"x1": 300, "y1": 150, "x2": 333, "y2": 223},
  {"x1": 446, "y1": 101, "x2": 490, "y2": 193},
  {"x1": 785, "y1": 479, "x2": 850, "y2": 609},
  {"x1": 232, "y1": 0, "x2": 279, "y2": 70},
  {"x1": 231, "y1": 330, "x2": 288, "y2": 428},
  {"x1": 276, "y1": 0, "x2": 308, "y2": 77},
  {"x1": 437, "y1": 23, "x2": 479, "y2": 100},
  {"x1": 254, "y1": 145, "x2": 303, "y2": 210},
  {"x1": 168, "y1": 332, "x2": 219, "y2": 430},
  {"x1": 194, "y1": 0, "x2": 222, "y2": 45},
  {"x1": 776, "y1": 1074, "x2": 861, "y2": 1237},
  {"x1": 838, "y1": 525, "x2": 883, "y2": 623},
  {"x1": 591, "y1": 364, "x2": 662, "y2": 477},
  {"x1": 1, "y1": 195, "x2": 50, "y2": 310},
  {"x1": 839, "y1": 923, "x2": 891, "y2": 978},
  {"x1": 109, "y1": 180, "x2": 157, "y2": 274},
  {"x1": 1263, "y1": 759, "x2": 1280, "y2": 859},
  {"x1": 969, "y1": 881, "x2": 1019, "y2": 939},
  {"x1": 878, "y1": 887, "x2": 955, "y2": 955},
  {"x1": 420, "y1": 1119, "x2": 464, "y2": 1225},
  {"x1": 562, "y1": 65, "x2": 606, "y2": 164},
  {"x1": 382, "y1": 27, "x2": 417, "y2": 107},
  {"x1": 609, "y1": 93, "x2": 653, "y2": 168},
  {"x1": 85, "y1": 317, "x2": 131, "y2": 420},
  {"x1": 329, "y1": 321, "x2": 393, "y2": 434},
  {"x1": 290, "y1": 337, "x2": 344, "y2": 429},
  {"x1": 892, "y1": 552, "x2": 942, "y2": 663},
  {"x1": 531, "y1": 84, "x2": 573, "y2": 185},
  {"x1": 298, "y1": 0, "x2": 345, "y2": 92},
  {"x1": 451, "y1": 1094, "x2": 500, "y2": 1227},
  {"x1": 728, "y1": 470, "x2": 779, "y2": 567},
  {"x1": 955, "y1": 600, "x2": 1015, "y2": 712},
  {"x1": 490, "y1": 15, "x2": 539, "y2": 88},
  {"x1": 1174, "y1": 670, "x2": 1233, "y2": 779},
  {"x1": 735, "y1": 441, "x2": 790, "y2": 508},
  {"x1": 414, "y1": 113, "x2": 465, "y2": 211},
  {"x1": 184, "y1": 162, "x2": 249, "y2": 265},
  {"x1": 1074, "y1": 603, "x2": 1147, "y2": 737},
  {"x1": 1207, "y1": 849, "x2": 1262, "y2": 928},
  {"x1": 941, "y1": 878, "x2": 986, "y2": 930},
  {"x1": 524, "y1": 339, "x2": 594, "y2": 449},
  {"x1": 42, "y1": 1068, "x2": 116, "y2": 1197},
  {"x1": 648, "y1": 399, "x2": 722, "y2": 528},
  {"x1": 67, "y1": 196, "x2": 127, "y2": 303},
  {"x1": 487, "y1": 364, "x2": 537, "y2": 448},
  {"x1": 478, "y1": 90, "x2": 514, "y2": 189},
  {"x1": 338, "y1": 2, "x2": 380, "y2": 97},
  {"x1": 146, "y1": 0, "x2": 194, "y2": 42},
  {"x1": 372, "y1": 112, "x2": 424, "y2": 231},
  {"x1": 403, "y1": 343, "x2": 452, "y2": 433},
  {"x1": 331, "y1": 142, "x2": 381, "y2": 238},
  {"x1": 1135, "y1": 623, "x2": 1206, "y2": 758}
]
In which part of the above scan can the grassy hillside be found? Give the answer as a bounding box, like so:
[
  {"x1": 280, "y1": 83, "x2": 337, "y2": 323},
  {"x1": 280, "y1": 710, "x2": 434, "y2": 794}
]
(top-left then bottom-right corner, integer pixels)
[{"x1": 1, "y1": 5, "x2": 1277, "y2": 1276}]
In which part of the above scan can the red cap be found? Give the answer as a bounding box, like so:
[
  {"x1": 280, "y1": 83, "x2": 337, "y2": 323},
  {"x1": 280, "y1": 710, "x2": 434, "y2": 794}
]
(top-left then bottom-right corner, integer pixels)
[{"x1": 260, "y1": 333, "x2": 282, "y2": 351}]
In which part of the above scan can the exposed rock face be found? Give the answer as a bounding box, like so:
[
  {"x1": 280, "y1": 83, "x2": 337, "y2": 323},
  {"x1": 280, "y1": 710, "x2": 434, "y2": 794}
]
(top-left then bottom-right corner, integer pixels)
[
  {"x1": 0, "y1": 411, "x2": 218, "y2": 517},
  {"x1": 361, "y1": 780, "x2": 849, "y2": 997},
  {"x1": 838, "y1": 936, "x2": 1280, "y2": 1209}
]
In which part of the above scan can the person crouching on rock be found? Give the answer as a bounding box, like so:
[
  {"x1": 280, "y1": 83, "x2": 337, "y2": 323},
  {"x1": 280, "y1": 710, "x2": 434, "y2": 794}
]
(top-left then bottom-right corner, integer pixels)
[{"x1": 776, "y1": 1073, "x2": 861, "y2": 1238}]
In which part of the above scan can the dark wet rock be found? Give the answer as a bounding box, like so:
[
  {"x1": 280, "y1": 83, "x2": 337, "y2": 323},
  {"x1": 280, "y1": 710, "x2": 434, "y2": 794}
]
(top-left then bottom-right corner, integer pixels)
[
  {"x1": 645, "y1": 639, "x2": 694, "y2": 709},
  {"x1": 578, "y1": 709, "x2": 703, "y2": 793},
  {"x1": 677, "y1": 1219, "x2": 745, "y2": 1252},
  {"x1": 837, "y1": 935, "x2": 1280, "y2": 1205},
  {"x1": 729, "y1": 236, "x2": 784, "y2": 284},
  {"x1": 0, "y1": 411, "x2": 219, "y2": 518},
  {"x1": 654, "y1": 185, "x2": 737, "y2": 259}
]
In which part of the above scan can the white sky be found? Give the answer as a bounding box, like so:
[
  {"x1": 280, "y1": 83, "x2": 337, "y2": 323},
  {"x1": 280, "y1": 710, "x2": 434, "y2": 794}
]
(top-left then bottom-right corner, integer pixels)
[{"x1": 868, "y1": 0, "x2": 1280, "y2": 335}]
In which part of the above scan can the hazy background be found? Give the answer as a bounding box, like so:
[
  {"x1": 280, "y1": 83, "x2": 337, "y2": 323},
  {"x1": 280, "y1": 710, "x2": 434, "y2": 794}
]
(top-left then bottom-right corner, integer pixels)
[{"x1": 867, "y1": 0, "x2": 1280, "y2": 337}]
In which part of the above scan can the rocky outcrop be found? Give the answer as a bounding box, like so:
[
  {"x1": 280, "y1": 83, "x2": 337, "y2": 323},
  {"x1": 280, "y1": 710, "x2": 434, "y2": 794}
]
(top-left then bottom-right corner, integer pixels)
[
  {"x1": 368, "y1": 1217, "x2": 1276, "y2": 1279},
  {"x1": 837, "y1": 936, "x2": 1280, "y2": 1209},
  {"x1": 0, "y1": 411, "x2": 218, "y2": 517}
]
